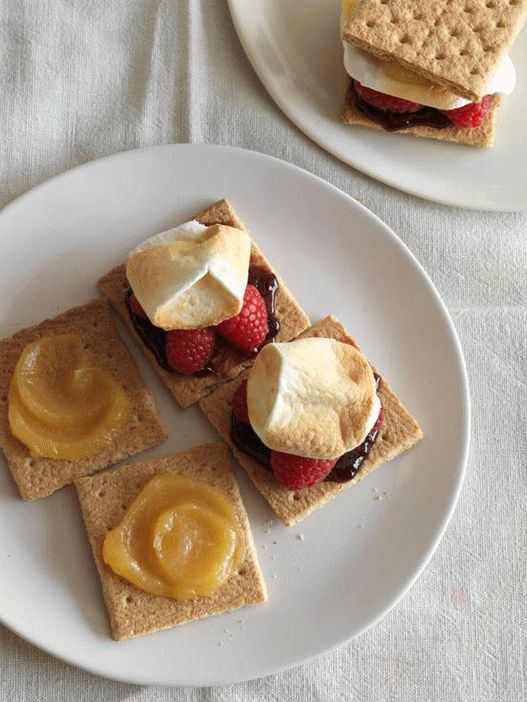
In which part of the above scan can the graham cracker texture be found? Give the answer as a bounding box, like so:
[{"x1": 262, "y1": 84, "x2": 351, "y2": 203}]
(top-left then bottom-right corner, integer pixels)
[
  {"x1": 200, "y1": 316, "x2": 423, "y2": 527},
  {"x1": 0, "y1": 300, "x2": 167, "y2": 500},
  {"x1": 342, "y1": 81, "x2": 500, "y2": 146},
  {"x1": 341, "y1": 0, "x2": 527, "y2": 103},
  {"x1": 75, "y1": 443, "x2": 267, "y2": 640},
  {"x1": 98, "y1": 199, "x2": 310, "y2": 408}
]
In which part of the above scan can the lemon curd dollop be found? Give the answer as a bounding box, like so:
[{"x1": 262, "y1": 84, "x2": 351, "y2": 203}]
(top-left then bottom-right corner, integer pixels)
[
  {"x1": 8, "y1": 334, "x2": 129, "y2": 459},
  {"x1": 103, "y1": 474, "x2": 246, "y2": 600}
]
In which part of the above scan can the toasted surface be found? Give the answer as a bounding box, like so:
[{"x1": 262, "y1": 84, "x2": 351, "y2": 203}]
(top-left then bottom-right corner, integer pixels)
[
  {"x1": 126, "y1": 223, "x2": 252, "y2": 330},
  {"x1": 75, "y1": 443, "x2": 267, "y2": 640},
  {"x1": 98, "y1": 200, "x2": 310, "y2": 407},
  {"x1": 247, "y1": 338, "x2": 378, "y2": 458},
  {"x1": 341, "y1": 0, "x2": 527, "y2": 103},
  {"x1": 0, "y1": 300, "x2": 167, "y2": 500},
  {"x1": 200, "y1": 316, "x2": 423, "y2": 526},
  {"x1": 342, "y1": 82, "x2": 500, "y2": 147}
]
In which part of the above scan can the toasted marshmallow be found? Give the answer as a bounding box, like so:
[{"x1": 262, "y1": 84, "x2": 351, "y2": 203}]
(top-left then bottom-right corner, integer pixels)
[
  {"x1": 247, "y1": 338, "x2": 380, "y2": 460},
  {"x1": 341, "y1": 0, "x2": 516, "y2": 110},
  {"x1": 126, "y1": 221, "x2": 251, "y2": 330}
]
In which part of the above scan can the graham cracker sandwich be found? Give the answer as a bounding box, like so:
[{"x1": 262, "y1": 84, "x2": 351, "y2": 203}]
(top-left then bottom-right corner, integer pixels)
[
  {"x1": 340, "y1": 0, "x2": 527, "y2": 146},
  {"x1": 75, "y1": 443, "x2": 267, "y2": 640},
  {"x1": 0, "y1": 299, "x2": 167, "y2": 500},
  {"x1": 200, "y1": 316, "x2": 422, "y2": 526},
  {"x1": 98, "y1": 199, "x2": 310, "y2": 408}
]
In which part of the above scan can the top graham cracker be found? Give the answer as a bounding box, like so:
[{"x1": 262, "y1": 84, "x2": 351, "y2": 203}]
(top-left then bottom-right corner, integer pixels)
[{"x1": 341, "y1": 0, "x2": 527, "y2": 102}]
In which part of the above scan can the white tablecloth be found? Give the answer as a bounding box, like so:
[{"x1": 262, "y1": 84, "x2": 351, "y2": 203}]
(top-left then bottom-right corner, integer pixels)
[{"x1": 1, "y1": 2, "x2": 526, "y2": 700}]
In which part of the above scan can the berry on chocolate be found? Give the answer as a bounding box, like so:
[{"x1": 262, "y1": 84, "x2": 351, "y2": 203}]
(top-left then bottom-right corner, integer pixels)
[
  {"x1": 231, "y1": 380, "x2": 250, "y2": 423},
  {"x1": 218, "y1": 285, "x2": 268, "y2": 352},
  {"x1": 165, "y1": 327, "x2": 215, "y2": 374},
  {"x1": 354, "y1": 80, "x2": 421, "y2": 113},
  {"x1": 271, "y1": 451, "x2": 337, "y2": 490},
  {"x1": 130, "y1": 293, "x2": 147, "y2": 319},
  {"x1": 441, "y1": 96, "x2": 489, "y2": 129}
]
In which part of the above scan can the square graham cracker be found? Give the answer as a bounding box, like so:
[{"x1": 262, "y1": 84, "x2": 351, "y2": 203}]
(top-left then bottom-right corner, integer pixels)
[
  {"x1": 98, "y1": 200, "x2": 311, "y2": 408},
  {"x1": 0, "y1": 300, "x2": 167, "y2": 500},
  {"x1": 75, "y1": 443, "x2": 267, "y2": 640},
  {"x1": 341, "y1": 0, "x2": 527, "y2": 103},
  {"x1": 199, "y1": 316, "x2": 423, "y2": 526},
  {"x1": 342, "y1": 81, "x2": 500, "y2": 147}
]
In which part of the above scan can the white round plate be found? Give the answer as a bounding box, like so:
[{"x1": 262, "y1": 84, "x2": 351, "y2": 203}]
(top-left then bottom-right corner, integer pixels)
[
  {"x1": 0, "y1": 144, "x2": 469, "y2": 686},
  {"x1": 229, "y1": 0, "x2": 527, "y2": 211}
]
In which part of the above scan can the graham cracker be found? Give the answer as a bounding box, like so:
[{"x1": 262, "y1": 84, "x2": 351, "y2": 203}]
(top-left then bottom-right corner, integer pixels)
[
  {"x1": 199, "y1": 316, "x2": 422, "y2": 527},
  {"x1": 341, "y1": 0, "x2": 527, "y2": 103},
  {"x1": 342, "y1": 81, "x2": 500, "y2": 146},
  {"x1": 75, "y1": 443, "x2": 267, "y2": 640},
  {"x1": 98, "y1": 200, "x2": 310, "y2": 408},
  {"x1": 0, "y1": 300, "x2": 167, "y2": 500}
]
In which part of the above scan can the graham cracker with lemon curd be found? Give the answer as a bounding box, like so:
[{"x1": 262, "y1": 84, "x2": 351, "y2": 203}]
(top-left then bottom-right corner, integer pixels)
[
  {"x1": 342, "y1": 83, "x2": 500, "y2": 146},
  {"x1": 341, "y1": 0, "x2": 527, "y2": 103},
  {"x1": 0, "y1": 300, "x2": 167, "y2": 500},
  {"x1": 75, "y1": 443, "x2": 267, "y2": 640},
  {"x1": 200, "y1": 316, "x2": 423, "y2": 527},
  {"x1": 98, "y1": 200, "x2": 310, "y2": 408}
]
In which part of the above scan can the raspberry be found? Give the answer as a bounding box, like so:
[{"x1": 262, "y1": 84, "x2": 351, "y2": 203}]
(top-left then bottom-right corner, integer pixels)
[
  {"x1": 441, "y1": 96, "x2": 489, "y2": 128},
  {"x1": 130, "y1": 293, "x2": 147, "y2": 319},
  {"x1": 165, "y1": 327, "x2": 215, "y2": 374},
  {"x1": 270, "y1": 451, "x2": 337, "y2": 490},
  {"x1": 231, "y1": 380, "x2": 249, "y2": 423},
  {"x1": 217, "y1": 285, "x2": 268, "y2": 352},
  {"x1": 354, "y1": 80, "x2": 421, "y2": 113}
]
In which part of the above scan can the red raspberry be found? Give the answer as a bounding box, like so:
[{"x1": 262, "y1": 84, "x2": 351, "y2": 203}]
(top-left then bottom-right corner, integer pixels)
[
  {"x1": 270, "y1": 451, "x2": 337, "y2": 490},
  {"x1": 354, "y1": 80, "x2": 421, "y2": 113},
  {"x1": 130, "y1": 293, "x2": 147, "y2": 319},
  {"x1": 231, "y1": 380, "x2": 249, "y2": 423},
  {"x1": 217, "y1": 285, "x2": 268, "y2": 352},
  {"x1": 441, "y1": 95, "x2": 489, "y2": 128},
  {"x1": 165, "y1": 327, "x2": 215, "y2": 374}
]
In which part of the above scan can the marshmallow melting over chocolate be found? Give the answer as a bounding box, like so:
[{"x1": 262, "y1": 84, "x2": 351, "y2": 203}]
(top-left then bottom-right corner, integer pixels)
[
  {"x1": 126, "y1": 221, "x2": 251, "y2": 330},
  {"x1": 247, "y1": 338, "x2": 380, "y2": 460}
]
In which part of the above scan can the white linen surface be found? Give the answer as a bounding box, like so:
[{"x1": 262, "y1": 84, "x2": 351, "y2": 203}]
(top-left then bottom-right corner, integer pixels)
[{"x1": 0, "y1": 2, "x2": 525, "y2": 700}]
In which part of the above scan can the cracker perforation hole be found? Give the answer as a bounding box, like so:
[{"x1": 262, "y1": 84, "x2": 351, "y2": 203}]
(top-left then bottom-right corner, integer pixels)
[
  {"x1": 27, "y1": 458, "x2": 35, "y2": 467},
  {"x1": 124, "y1": 595, "x2": 133, "y2": 605},
  {"x1": 1, "y1": 395, "x2": 6, "y2": 403},
  {"x1": 292, "y1": 493, "x2": 301, "y2": 502},
  {"x1": 459, "y1": 47, "x2": 470, "y2": 56},
  {"x1": 496, "y1": 19, "x2": 506, "y2": 27},
  {"x1": 485, "y1": 0, "x2": 496, "y2": 6},
  {"x1": 365, "y1": 19, "x2": 376, "y2": 28},
  {"x1": 238, "y1": 567, "x2": 247, "y2": 577},
  {"x1": 400, "y1": 34, "x2": 410, "y2": 44},
  {"x1": 92, "y1": 322, "x2": 98, "y2": 328},
  {"x1": 389, "y1": 16, "x2": 399, "y2": 24},
  {"x1": 97, "y1": 490, "x2": 106, "y2": 498},
  {"x1": 470, "y1": 67, "x2": 481, "y2": 75},
  {"x1": 83, "y1": 343, "x2": 91, "y2": 350},
  {"x1": 107, "y1": 352, "x2": 113, "y2": 359},
  {"x1": 435, "y1": 52, "x2": 446, "y2": 60},
  {"x1": 413, "y1": 10, "x2": 423, "y2": 19}
]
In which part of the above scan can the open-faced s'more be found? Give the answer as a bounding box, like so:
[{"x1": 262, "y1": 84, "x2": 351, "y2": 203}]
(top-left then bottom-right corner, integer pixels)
[
  {"x1": 200, "y1": 316, "x2": 422, "y2": 526},
  {"x1": 340, "y1": 0, "x2": 527, "y2": 146},
  {"x1": 0, "y1": 300, "x2": 167, "y2": 500},
  {"x1": 75, "y1": 444, "x2": 267, "y2": 640},
  {"x1": 99, "y1": 200, "x2": 310, "y2": 408}
]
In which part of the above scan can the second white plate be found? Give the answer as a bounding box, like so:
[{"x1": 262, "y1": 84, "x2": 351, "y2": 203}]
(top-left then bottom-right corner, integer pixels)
[{"x1": 229, "y1": 0, "x2": 527, "y2": 210}]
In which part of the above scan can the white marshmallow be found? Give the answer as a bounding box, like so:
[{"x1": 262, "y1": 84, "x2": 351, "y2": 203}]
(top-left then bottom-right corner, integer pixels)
[
  {"x1": 126, "y1": 220, "x2": 251, "y2": 330},
  {"x1": 247, "y1": 338, "x2": 380, "y2": 460}
]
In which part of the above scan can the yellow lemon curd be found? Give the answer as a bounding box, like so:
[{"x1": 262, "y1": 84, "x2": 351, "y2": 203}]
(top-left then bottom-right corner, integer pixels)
[
  {"x1": 8, "y1": 334, "x2": 129, "y2": 459},
  {"x1": 103, "y1": 474, "x2": 246, "y2": 600}
]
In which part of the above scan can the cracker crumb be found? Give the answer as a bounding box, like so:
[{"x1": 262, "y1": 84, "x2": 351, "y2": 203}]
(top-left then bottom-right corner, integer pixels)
[
  {"x1": 374, "y1": 495, "x2": 382, "y2": 501},
  {"x1": 296, "y1": 534, "x2": 305, "y2": 541},
  {"x1": 272, "y1": 573, "x2": 278, "y2": 579},
  {"x1": 261, "y1": 544, "x2": 268, "y2": 550}
]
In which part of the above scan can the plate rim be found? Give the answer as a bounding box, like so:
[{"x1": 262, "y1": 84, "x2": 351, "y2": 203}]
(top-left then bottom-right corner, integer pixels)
[
  {"x1": 0, "y1": 143, "x2": 471, "y2": 685},
  {"x1": 227, "y1": 0, "x2": 525, "y2": 212}
]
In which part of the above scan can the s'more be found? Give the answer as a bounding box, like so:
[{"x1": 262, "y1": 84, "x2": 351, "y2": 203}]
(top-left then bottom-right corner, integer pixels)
[{"x1": 340, "y1": 0, "x2": 527, "y2": 146}]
